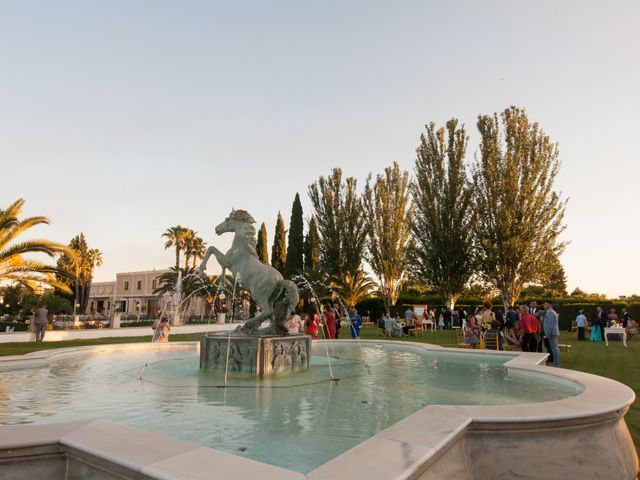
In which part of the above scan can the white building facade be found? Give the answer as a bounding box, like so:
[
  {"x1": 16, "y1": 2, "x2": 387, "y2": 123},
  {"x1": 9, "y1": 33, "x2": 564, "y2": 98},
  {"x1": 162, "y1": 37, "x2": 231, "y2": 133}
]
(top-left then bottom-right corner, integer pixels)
[{"x1": 89, "y1": 269, "x2": 208, "y2": 319}]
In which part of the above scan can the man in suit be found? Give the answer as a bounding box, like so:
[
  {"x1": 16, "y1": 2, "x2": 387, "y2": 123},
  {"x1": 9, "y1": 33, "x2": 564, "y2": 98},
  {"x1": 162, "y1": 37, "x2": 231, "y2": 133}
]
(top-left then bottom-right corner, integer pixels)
[{"x1": 543, "y1": 301, "x2": 561, "y2": 367}]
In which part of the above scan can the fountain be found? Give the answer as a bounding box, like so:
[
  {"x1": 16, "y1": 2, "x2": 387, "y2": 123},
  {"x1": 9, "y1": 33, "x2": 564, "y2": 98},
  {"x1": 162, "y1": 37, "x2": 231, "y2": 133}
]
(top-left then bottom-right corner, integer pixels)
[
  {"x1": 197, "y1": 209, "x2": 310, "y2": 377},
  {"x1": 0, "y1": 210, "x2": 637, "y2": 479}
]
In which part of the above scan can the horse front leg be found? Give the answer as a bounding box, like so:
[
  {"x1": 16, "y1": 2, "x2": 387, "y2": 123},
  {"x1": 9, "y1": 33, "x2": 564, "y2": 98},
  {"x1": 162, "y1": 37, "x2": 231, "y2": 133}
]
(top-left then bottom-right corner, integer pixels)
[{"x1": 199, "y1": 246, "x2": 227, "y2": 277}]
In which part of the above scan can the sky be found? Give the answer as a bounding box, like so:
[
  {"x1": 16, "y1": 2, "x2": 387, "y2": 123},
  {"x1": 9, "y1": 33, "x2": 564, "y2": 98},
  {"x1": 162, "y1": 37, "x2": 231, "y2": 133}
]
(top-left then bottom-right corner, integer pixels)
[{"x1": 1, "y1": 1, "x2": 639, "y2": 297}]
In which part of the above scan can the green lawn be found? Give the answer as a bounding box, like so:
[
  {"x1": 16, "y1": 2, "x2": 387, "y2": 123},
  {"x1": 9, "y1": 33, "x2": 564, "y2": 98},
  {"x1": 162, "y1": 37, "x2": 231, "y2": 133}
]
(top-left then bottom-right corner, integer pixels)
[{"x1": 1, "y1": 328, "x2": 638, "y2": 456}]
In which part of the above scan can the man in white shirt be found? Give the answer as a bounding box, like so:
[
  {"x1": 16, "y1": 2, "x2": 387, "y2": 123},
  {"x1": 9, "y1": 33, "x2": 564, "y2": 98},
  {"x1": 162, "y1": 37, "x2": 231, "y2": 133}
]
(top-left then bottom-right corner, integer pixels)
[
  {"x1": 576, "y1": 309, "x2": 587, "y2": 341},
  {"x1": 286, "y1": 311, "x2": 304, "y2": 335}
]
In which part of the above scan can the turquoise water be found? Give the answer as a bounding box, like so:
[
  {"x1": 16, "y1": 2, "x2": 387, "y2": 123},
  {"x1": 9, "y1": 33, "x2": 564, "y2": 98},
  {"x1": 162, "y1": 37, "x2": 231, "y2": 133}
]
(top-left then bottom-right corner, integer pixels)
[{"x1": 0, "y1": 343, "x2": 581, "y2": 473}]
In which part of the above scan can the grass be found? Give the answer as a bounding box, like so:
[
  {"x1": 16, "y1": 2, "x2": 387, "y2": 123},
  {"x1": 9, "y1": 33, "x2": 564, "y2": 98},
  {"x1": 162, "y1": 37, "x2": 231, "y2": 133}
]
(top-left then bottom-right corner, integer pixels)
[{"x1": 2, "y1": 328, "x2": 638, "y2": 456}]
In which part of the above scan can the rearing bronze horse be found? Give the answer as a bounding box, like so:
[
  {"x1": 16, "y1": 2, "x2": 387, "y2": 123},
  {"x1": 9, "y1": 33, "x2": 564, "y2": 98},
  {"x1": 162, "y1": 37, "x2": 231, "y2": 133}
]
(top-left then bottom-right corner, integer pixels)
[{"x1": 199, "y1": 209, "x2": 299, "y2": 335}]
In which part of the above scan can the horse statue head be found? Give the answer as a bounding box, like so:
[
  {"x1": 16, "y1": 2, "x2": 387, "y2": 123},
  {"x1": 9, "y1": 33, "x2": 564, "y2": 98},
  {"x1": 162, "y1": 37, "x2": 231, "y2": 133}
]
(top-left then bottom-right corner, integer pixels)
[{"x1": 215, "y1": 209, "x2": 256, "y2": 235}]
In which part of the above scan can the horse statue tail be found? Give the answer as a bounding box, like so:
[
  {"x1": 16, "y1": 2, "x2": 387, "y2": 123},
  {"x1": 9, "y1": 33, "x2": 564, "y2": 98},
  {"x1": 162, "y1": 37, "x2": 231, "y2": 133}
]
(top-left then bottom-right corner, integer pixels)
[{"x1": 270, "y1": 279, "x2": 301, "y2": 335}]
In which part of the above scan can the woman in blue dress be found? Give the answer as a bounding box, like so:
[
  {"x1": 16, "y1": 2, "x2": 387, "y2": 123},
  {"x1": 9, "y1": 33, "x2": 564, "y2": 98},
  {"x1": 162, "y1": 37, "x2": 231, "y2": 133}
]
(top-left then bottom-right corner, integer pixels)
[{"x1": 590, "y1": 317, "x2": 602, "y2": 342}]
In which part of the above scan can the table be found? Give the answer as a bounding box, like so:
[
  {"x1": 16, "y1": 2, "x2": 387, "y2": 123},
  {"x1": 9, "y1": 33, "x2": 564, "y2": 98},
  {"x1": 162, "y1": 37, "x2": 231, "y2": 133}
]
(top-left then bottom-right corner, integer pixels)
[
  {"x1": 422, "y1": 320, "x2": 436, "y2": 332},
  {"x1": 604, "y1": 327, "x2": 627, "y2": 347}
]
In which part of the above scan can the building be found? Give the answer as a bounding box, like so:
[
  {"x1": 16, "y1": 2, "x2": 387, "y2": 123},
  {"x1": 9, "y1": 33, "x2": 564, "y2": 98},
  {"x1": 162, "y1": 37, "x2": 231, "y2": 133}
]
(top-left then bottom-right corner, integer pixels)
[{"x1": 89, "y1": 269, "x2": 207, "y2": 319}]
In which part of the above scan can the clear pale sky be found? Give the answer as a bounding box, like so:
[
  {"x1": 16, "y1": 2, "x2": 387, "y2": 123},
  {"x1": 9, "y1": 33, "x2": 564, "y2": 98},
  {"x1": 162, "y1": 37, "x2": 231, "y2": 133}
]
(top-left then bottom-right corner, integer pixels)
[{"x1": 1, "y1": 1, "x2": 638, "y2": 297}]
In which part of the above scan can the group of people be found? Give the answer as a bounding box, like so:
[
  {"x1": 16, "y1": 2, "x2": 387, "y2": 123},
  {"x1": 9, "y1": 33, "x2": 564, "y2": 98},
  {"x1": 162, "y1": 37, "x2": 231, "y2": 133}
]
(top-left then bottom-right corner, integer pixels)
[
  {"x1": 576, "y1": 306, "x2": 635, "y2": 342},
  {"x1": 461, "y1": 300, "x2": 562, "y2": 367},
  {"x1": 286, "y1": 303, "x2": 363, "y2": 340}
]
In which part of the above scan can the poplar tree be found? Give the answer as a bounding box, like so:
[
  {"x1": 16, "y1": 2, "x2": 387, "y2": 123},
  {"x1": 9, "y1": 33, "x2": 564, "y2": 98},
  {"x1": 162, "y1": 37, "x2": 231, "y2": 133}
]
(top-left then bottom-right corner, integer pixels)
[
  {"x1": 284, "y1": 193, "x2": 304, "y2": 278},
  {"x1": 363, "y1": 162, "x2": 412, "y2": 312},
  {"x1": 308, "y1": 168, "x2": 368, "y2": 278},
  {"x1": 256, "y1": 222, "x2": 269, "y2": 265},
  {"x1": 271, "y1": 212, "x2": 287, "y2": 273},
  {"x1": 473, "y1": 106, "x2": 567, "y2": 309},
  {"x1": 410, "y1": 119, "x2": 476, "y2": 310},
  {"x1": 304, "y1": 216, "x2": 320, "y2": 273},
  {"x1": 308, "y1": 168, "x2": 371, "y2": 304}
]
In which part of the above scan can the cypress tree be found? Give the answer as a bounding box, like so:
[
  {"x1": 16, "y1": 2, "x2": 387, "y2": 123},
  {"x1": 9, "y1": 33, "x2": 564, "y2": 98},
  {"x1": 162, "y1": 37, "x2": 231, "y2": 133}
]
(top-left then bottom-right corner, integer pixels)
[
  {"x1": 271, "y1": 212, "x2": 287, "y2": 273},
  {"x1": 304, "y1": 216, "x2": 320, "y2": 273},
  {"x1": 284, "y1": 193, "x2": 304, "y2": 278},
  {"x1": 256, "y1": 222, "x2": 269, "y2": 265}
]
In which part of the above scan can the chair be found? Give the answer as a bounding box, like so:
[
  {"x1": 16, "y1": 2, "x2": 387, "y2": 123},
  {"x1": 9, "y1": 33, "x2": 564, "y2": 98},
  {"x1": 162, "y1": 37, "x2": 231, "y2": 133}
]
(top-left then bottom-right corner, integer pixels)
[
  {"x1": 455, "y1": 328, "x2": 473, "y2": 348},
  {"x1": 408, "y1": 324, "x2": 421, "y2": 336},
  {"x1": 484, "y1": 331, "x2": 500, "y2": 351},
  {"x1": 571, "y1": 320, "x2": 578, "y2": 334}
]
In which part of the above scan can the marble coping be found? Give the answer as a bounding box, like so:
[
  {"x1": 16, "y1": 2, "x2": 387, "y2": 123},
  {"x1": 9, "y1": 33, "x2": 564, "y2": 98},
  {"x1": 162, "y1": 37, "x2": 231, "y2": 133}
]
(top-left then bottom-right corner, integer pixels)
[{"x1": 0, "y1": 339, "x2": 636, "y2": 480}]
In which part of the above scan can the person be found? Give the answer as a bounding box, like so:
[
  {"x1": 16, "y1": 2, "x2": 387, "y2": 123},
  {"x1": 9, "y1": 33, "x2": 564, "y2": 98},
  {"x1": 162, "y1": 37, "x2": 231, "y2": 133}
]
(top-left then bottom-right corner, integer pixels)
[
  {"x1": 529, "y1": 301, "x2": 539, "y2": 316},
  {"x1": 305, "y1": 307, "x2": 319, "y2": 339},
  {"x1": 286, "y1": 310, "x2": 304, "y2": 335},
  {"x1": 622, "y1": 309, "x2": 632, "y2": 329},
  {"x1": 480, "y1": 301, "x2": 495, "y2": 330},
  {"x1": 494, "y1": 309, "x2": 504, "y2": 330},
  {"x1": 403, "y1": 308, "x2": 416, "y2": 335},
  {"x1": 505, "y1": 320, "x2": 522, "y2": 349},
  {"x1": 322, "y1": 304, "x2": 336, "y2": 339},
  {"x1": 607, "y1": 308, "x2": 619, "y2": 327},
  {"x1": 349, "y1": 308, "x2": 362, "y2": 338},
  {"x1": 576, "y1": 309, "x2": 587, "y2": 341},
  {"x1": 518, "y1": 305, "x2": 539, "y2": 352},
  {"x1": 626, "y1": 318, "x2": 637, "y2": 340},
  {"x1": 466, "y1": 306, "x2": 481, "y2": 337},
  {"x1": 485, "y1": 320, "x2": 504, "y2": 351},
  {"x1": 384, "y1": 314, "x2": 404, "y2": 337},
  {"x1": 590, "y1": 310, "x2": 603, "y2": 342},
  {"x1": 442, "y1": 307, "x2": 452, "y2": 330},
  {"x1": 333, "y1": 303, "x2": 342, "y2": 339},
  {"x1": 543, "y1": 301, "x2": 560, "y2": 367},
  {"x1": 595, "y1": 306, "x2": 606, "y2": 340},
  {"x1": 457, "y1": 307, "x2": 467, "y2": 329},
  {"x1": 404, "y1": 306, "x2": 415, "y2": 322},
  {"x1": 464, "y1": 324, "x2": 480, "y2": 346},
  {"x1": 153, "y1": 313, "x2": 168, "y2": 341},
  {"x1": 537, "y1": 309, "x2": 548, "y2": 355},
  {"x1": 34, "y1": 303, "x2": 49, "y2": 342},
  {"x1": 158, "y1": 317, "x2": 171, "y2": 342},
  {"x1": 505, "y1": 305, "x2": 518, "y2": 332}
]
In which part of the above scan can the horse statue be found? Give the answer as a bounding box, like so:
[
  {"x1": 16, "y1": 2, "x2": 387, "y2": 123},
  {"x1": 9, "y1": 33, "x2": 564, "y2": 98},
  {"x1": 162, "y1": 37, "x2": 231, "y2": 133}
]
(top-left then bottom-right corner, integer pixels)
[{"x1": 199, "y1": 209, "x2": 299, "y2": 335}]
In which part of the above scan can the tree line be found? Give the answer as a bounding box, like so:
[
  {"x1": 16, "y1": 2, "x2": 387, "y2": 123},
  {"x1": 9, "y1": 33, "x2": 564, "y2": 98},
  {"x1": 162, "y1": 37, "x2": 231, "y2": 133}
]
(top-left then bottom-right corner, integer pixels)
[{"x1": 257, "y1": 106, "x2": 567, "y2": 311}]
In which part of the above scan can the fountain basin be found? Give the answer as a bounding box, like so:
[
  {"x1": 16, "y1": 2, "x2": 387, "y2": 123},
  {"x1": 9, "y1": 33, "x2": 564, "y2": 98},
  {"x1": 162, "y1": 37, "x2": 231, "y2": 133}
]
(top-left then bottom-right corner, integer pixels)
[
  {"x1": 199, "y1": 333, "x2": 310, "y2": 376},
  {"x1": 0, "y1": 340, "x2": 637, "y2": 479}
]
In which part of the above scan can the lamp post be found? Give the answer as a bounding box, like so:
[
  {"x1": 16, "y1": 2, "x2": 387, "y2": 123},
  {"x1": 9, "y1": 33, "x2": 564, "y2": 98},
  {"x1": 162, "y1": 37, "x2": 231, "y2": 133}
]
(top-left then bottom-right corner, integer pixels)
[
  {"x1": 218, "y1": 292, "x2": 226, "y2": 325},
  {"x1": 35, "y1": 283, "x2": 45, "y2": 297}
]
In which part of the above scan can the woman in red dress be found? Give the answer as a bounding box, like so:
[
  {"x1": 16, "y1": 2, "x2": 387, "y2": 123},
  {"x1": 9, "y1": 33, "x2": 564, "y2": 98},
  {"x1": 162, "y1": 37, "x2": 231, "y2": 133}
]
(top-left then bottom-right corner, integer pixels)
[
  {"x1": 322, "y1": 303, "x2": 336, "y2": 339},
  {"x1": 305, "y1": 307, "x2": 319, "y2": 339}
]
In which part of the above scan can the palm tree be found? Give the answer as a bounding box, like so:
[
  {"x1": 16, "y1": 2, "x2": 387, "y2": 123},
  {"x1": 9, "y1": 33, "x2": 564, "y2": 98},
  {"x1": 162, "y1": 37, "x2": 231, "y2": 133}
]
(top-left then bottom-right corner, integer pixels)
[
  {"x1": 0, "y1": 199, "x2": 71, "y2": 293},
  {"x1": 189, "y1": 236, "x2": 207, "y2": 269},
  {"x1": 183, "y1": 230, "x2": 207, "y2": 269},
  {"x1": 57, "y1": 234, "x2": 103, "y2": 313},
  {"x1": 162, "y1": 225, "x2": 190, "y2": 269},
  {"x1": 81, "y1": 248, "x2": 103, "y2": 312},
  {"x1": 330, "y1": 270, "x2": 375, "y2": 309}
]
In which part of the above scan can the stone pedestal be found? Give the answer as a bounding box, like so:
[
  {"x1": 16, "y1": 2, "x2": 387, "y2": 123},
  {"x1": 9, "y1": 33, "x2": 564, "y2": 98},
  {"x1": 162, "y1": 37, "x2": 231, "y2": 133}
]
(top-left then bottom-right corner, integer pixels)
[
  {"x1": 199, "y1": 333, "x2": 310, "y2": 377},
  {"x1": 111, "y1": 314, "x2": 121, "y2": 329}
]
